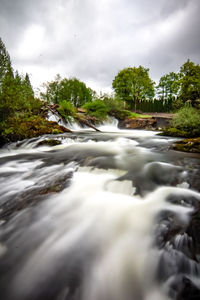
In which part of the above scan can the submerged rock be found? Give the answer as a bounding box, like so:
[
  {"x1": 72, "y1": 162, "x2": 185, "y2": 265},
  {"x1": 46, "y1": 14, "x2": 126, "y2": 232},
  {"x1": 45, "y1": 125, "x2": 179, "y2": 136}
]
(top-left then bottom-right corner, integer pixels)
[{"x1": 36, "y1": 139, "x2": 62, "y2": 147}]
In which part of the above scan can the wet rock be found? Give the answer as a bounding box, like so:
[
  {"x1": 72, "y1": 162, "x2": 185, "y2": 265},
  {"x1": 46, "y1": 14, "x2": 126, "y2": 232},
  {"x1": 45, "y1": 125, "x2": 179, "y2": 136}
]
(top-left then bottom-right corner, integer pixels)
[
  {"x1": 0, "y1": 169, "x2": 73, "y2": 222},
  {"x1": 177, "y1": 277, "x2": 200, "y2": 300},
  {"x1": 171, "y1": 137, "x2": 200, "y2": 153},
  {"x1": 36, "y1": 139, "x2": 62, "y2": 147},
  {"x1": 121, "y1": 117, "x2": 156, "y2": 129}
]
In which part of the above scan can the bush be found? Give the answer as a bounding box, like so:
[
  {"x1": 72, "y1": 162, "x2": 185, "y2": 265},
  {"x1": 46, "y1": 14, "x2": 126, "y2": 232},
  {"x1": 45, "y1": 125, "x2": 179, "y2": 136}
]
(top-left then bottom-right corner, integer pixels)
[
  {"x1": 160, "y1": 128, "x2": 191, "y2": 138},
  {"x1": 114, "y1": 109, "x2": 132, "y2": 120},
  {"x1": 171, "y1": 106, "x2": 200, "y2": 133},
  {"x1": 57, "y1": 100, "x2": 76, "y2": 121},
  {"x1": 172, "y1": 98, "x2": 184, "y2": 111},
  {"x1": 103, "y1": 96, "x2": 124, "y2": 112},
  {"x1": 83, "y1": 100, "x2": 109, "y2": 121}
]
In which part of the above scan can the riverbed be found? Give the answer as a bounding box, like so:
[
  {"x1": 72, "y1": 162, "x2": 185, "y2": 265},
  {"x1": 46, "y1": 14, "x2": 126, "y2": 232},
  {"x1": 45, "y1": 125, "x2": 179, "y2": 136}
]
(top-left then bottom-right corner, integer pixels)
[{"x1": 0, "y1": 127, "x2": 200, "y2": 300}]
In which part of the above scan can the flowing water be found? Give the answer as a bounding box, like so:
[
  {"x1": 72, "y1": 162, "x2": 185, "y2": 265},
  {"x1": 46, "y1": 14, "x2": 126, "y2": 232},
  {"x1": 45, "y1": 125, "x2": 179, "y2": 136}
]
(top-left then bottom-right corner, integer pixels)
[{"x1": 0, "y1": 124, "x2": 200, "y2": 300}]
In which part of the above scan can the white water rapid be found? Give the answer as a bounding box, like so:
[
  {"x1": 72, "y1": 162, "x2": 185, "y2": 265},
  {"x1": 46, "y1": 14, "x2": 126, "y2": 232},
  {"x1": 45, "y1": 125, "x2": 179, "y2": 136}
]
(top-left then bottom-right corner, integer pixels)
[{"x1": 0, "y1": 127, "x2": 200, "y2": 300}]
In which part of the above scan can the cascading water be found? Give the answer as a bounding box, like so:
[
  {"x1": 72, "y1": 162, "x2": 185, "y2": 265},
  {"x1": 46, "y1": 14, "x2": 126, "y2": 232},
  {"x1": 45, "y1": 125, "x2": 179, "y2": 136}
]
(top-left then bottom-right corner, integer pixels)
[
  {"x1": 0, "y1": 127, "x2": 200, "y2": 300},
  {"x1": 97, "y1": 116, "x2": 119, "y2": 132}
]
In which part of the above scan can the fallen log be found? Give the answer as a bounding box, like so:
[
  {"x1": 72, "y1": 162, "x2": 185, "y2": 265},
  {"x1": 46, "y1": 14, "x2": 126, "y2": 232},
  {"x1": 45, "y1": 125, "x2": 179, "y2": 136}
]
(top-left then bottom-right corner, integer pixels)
[{"x1": 81, "y1": 120, "x2": 101, "y2": 132}]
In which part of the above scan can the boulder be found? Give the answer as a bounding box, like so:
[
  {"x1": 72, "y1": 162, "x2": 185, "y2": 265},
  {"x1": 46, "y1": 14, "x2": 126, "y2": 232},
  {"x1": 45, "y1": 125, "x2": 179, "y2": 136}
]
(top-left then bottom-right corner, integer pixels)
[{"x1": 122, "y1": 117, "x2": 156, "y2": 129}]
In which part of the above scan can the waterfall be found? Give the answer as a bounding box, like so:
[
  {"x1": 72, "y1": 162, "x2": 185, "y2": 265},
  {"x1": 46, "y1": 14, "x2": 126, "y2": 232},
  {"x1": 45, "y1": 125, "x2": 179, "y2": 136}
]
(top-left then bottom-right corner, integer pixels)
[
  {"x1": 0, "y1": 129, "x2": 199, "y2": 300},
  {"x1": 47, "y1": 110, "x2": 69, "y2": 128},
  {"x1": 97, "y1": 116, "x2": 119, "y2": 132}
]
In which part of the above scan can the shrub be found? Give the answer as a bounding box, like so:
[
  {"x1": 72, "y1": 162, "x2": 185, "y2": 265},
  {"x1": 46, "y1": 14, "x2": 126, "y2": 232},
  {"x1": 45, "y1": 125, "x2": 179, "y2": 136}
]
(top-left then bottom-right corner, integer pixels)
[
  {"x1": 57, "y1": 100, "x2": 76, "y2": 121},
  {"x1": 171, "y1": 98, "x2": 183, "y2": 111},
  {"x1": 83, "y1": 100, "x2": 109, "y2": 121},
  {"x1": 171, "y1": 106, "x2": 200, "y2": 133},
  {"x1": 103, "y1": 96, "x2": 124, "y2": 113}
]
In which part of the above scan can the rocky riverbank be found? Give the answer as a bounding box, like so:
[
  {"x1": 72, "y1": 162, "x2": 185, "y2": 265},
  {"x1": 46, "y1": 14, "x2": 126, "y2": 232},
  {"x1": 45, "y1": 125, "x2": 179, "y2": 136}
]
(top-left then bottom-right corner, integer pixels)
[
  {"x1": 0, "y1": 115, "x2": 70, "y2": 146},
  {"x1": 119, "y1": 113, "x2": 172, "y2": 130}
]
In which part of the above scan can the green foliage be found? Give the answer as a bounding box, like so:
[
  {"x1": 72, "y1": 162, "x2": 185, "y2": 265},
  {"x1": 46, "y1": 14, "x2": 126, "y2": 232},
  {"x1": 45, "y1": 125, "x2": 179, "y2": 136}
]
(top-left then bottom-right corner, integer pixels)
[
  {"x1": 160, "y1": 127, "x2": 190, "y2": 138},
  {"x1": 171, "y1": 98, "x2": 183, "y2": 111},
  {"x1": 129, "y1": 112, "x2": 152, "y2": 118},
  {"x1": 57, "y1": 100, "x2": 76, "y2": 120},
  {"x1": 179, "y1": 59, "x2": 200, "y2": 103},
  {"x1": 170, "y1": 106, "x2": 200, "y2": 136},
  {"x1": 101, "y1": 94, "x2": 124, "y2": 111},
  {"x1": 112, "y1": 66, "x2": 155, "y2": 110},
  {"x1": 156, "y1": 60, "x2": 200, "y2": 111},
  {"x1": 40, "y1": 74, "x2": 61, "y2": 103},
  {"x1": 0, "y1": 37, "x2": 53, "y2": 145},
  {"x1": 0, "y1": 115, "x2": 66, "y2": 144},
  {"x1": 41, "y1": 76, "x2": 94, "y2": 107},
  {"x1": 111, "y1": 109, "x2": 131, "y2": 120},
  {"x1": 83, "y1": 100, "x2": 109, "y2": 121},
  {"x1": 0, "y1": 37, "x2": 12, "y2": 89},
  {"x1": 156, "y1": 72, "x2": 180, "y2": 100},
  {"x1": 0, "y1": 67, "x2": 15, "y2": 121},
  {"x1": 0, "y1": 70, "x2": 38, "y2": 122},
  {"x1": 172, "y1": 137, "x2": 200, "y2": 153},
  {"x1": 100, "y1": 94, "x2": 126, "y2": 119}
]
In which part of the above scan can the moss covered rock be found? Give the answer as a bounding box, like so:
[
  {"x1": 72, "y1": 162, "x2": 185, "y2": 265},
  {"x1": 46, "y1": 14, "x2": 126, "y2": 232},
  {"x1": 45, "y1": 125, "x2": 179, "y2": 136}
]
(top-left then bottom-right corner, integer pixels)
[
  {"x1": 171, "y1": 137, "x2": 200, "y2": 153},
  {"x1": 36, "y1": 139, "x2": 62, "y2": 147},
  {"x1": 160, "y1": 128, "x2": 191, "y2": 138},
  {"x1": 0, "y1": 116, "x2": 70, "y2": 145}
]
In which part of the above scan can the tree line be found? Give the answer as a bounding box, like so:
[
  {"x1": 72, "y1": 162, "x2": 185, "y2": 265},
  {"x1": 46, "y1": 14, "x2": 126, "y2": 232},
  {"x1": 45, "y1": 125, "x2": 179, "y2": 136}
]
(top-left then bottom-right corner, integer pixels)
[
  {"x1": 1, "y1": 36, "x2": 200, "y2": 126},
  {"x1": 112, "y1": 62, "x2": 200, "y2": 112},
  {"x1": 0, "y1": 38, "x2": 68, "y2": 144},
  {"x1": 41, "y1": 62, "x2": 200, "y2": 113},
  {"x1": 0, "y1": 38, "x2": 41, "y2": 124}
]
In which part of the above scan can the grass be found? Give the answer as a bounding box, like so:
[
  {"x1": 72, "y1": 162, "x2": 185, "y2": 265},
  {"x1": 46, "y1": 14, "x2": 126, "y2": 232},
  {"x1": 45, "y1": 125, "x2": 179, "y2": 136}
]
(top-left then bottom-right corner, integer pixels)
[{"x1": 129, "y1": 112, "x2": 152, "y2": 119}]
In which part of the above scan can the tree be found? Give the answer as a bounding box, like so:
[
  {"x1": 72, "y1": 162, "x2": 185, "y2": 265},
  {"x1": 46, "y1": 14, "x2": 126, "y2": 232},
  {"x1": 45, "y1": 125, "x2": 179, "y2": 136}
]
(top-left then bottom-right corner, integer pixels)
[
  {"x1": 0, "y1": 66, "x2": 15, "y2": 122},
  {"x1": 41, "y1": 76, "x2": 94, "y2": 107},
  {"x1": 59, "y1": 78, "x2": 93, "y2": 107},
  {"x1": 24, "y1": 73, "x2": 34, "y2": 99},
  {"x1": 112, "y1": 66, "x2": 155, "y2": 110},
  {"x1": 156, "y1": 72, "x2": 180, "y2": 100},
  {"x1": 40, "y1": 74, "x2": 61, "y2": 103},
  {"x1": 0, "y1": 37, "x2": 12, "y2": 89},
  {"x1": 179, "y1": 59, "x2": 200, "y2": 104}
]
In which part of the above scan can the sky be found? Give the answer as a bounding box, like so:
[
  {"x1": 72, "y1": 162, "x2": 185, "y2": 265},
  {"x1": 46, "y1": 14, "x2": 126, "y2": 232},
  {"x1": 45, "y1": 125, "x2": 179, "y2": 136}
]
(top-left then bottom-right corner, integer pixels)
[{"x1": 0, "y1": 0, "x2": 200, "y2": 94}]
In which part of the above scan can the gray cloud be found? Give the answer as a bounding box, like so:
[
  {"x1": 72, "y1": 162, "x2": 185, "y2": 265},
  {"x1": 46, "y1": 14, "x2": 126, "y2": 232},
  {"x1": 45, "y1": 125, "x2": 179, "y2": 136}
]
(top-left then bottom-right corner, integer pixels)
[{"x1": 0, "y1": 0, "x2": 200, "y2": 92}]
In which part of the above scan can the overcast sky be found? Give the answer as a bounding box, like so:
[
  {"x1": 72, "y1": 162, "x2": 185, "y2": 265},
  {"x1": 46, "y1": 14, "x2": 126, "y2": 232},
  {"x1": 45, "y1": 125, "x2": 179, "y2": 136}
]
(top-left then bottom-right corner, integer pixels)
[{"x1": 0, "y1": 0, "x2": 200, "y2": 93}]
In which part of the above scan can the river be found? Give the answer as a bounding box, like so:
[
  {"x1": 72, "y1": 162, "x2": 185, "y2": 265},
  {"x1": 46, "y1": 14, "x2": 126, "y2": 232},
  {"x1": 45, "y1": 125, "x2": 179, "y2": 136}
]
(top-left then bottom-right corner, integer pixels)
[{"x1": 0, "y1": 124, "x2": 200, "y2": 300}]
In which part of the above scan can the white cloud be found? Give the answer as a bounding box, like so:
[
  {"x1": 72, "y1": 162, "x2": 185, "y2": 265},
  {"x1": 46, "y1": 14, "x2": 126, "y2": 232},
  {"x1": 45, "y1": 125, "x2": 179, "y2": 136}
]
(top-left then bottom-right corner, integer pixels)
[
  {"x1": 1, "y1": 0, "x2": 200, "y2": 93},
  {"x1": 16, "y1": 25, "x2": 46, "y2": 59}
]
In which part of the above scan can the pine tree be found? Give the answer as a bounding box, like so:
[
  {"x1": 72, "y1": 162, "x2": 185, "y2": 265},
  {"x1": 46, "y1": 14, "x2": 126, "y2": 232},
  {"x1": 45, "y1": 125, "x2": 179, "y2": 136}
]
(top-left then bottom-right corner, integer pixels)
[
  {"x1": 24, "y1": 73, "x2": 34, "y2": 99},
  {"x1": 0, "y1": 38, "x2": 12, "y2": 90},
  {"x1": 0, "y1": 66, "x2": 15, "y2": 122}
]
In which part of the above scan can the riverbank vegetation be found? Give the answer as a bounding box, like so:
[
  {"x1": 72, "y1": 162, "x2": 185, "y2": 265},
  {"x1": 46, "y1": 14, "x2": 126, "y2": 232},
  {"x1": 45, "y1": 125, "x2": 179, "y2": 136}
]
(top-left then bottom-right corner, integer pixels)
[
  {"x1": 0, "y1": 37, "x2": 199, "y2": 147},
  {"x1": 0, "y1": 38, "x2": 69, "y2": 145},
  {"x1": 162, "y1": 106, "x2": 200, "y2": 138}
]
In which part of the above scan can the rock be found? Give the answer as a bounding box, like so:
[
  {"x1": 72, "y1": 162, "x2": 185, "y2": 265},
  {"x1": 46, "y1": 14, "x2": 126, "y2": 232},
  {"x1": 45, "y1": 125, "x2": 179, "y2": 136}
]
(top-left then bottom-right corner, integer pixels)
[
  {"x1": 77, "y1": 107, "x2": 86, "y2": 113},
  {"x1": 122, "y1": 117, "x2": 156, "y2": 129},
  {"x1": 171, "y1": 137, "x2": 200, "y2": 153},
  {"x1": 36, "y1": 139, "x2": 62, "y2": 147}
]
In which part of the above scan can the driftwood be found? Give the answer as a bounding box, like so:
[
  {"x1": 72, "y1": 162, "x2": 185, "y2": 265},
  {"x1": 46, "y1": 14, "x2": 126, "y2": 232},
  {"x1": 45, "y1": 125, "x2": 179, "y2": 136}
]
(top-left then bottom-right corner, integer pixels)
[
  {"x1": 48, "y1": 105, "x2": 101, "y2": 132},
  {"x1": 80, "y1": 120, "x2": 101, "y2": 132},
  {"x1": 48, "y1": 106, "x2": 73, "y2": 133}
]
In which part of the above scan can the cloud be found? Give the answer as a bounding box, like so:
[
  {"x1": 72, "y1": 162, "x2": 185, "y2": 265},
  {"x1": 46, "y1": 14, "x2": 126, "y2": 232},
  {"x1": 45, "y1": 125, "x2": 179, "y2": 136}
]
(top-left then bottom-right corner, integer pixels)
[{"x1": 0, "y1": 0, "x2": 200, "y2": 92}]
